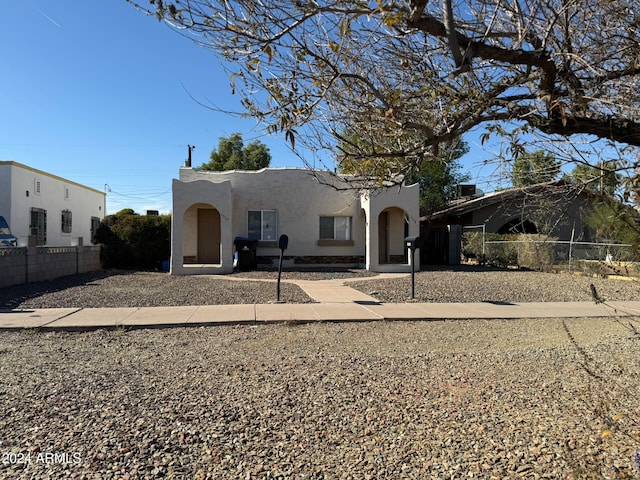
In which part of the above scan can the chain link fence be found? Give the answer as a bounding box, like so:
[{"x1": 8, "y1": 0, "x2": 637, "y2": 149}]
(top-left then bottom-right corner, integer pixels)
[{"x1": 462, "y1": 228, "x2": 637, "y2": 275}]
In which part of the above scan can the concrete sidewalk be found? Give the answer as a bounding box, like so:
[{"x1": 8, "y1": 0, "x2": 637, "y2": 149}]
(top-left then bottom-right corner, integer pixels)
[
  {"x1": 1, "y1": 275, "x2": 639, "y2": 331},
  {"x1": 2, "y1": 300, "x2": 640, "y2": 331}
]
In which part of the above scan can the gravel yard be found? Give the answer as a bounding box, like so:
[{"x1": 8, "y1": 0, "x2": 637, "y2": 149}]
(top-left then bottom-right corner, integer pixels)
[
  {"x1": 349, "y1": 267, "x2": 640, "y2": 304},
  {"x1": 1, "y1": 267, "x2": 640, "y2": 478},
  {"x1": 1, "y1": 319, "x2": 639, "y2": 479},
  {"x1": 1, "y1": 266, "x2": 638, "y2": 309},
  {"x1": 0, "y1": 271, "x2": 314, "y2": 309}
]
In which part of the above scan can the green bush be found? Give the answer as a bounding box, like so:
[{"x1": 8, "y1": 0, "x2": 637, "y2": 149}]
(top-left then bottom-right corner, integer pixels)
[
  {"x1": 515, "y1": 234, "x2": 557, "y2": 271},
  {"x1": 461, "y1": 231, "x2": 484, "y2": 261},
  {"x1": 463, "y1": 232, "x2": 557, "y2": 271},
  {"x1": 484, "y1": 234, "x2": 519, "y2": 268},
  {"x1": 462, "y1": 232, "x2": 512, "y2": 266},
  {"x1": 95, "y1": 210, "x2": 171, "y2": 270}
]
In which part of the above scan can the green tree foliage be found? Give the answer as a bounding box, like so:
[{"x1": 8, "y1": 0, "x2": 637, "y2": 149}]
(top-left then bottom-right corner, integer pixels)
[
  {"x1": 131, "y1": 0, "x2": 640, "y2": 192},
  {"x1": 95, "y1": 209, "x2": 171, "y2": 270},
  {"x1": 337, "y1": 119, "x2": 470, "y2": 213},
  {"x1": 569, "y1": 161, "x2": 622, "y2": 196},
  {"x1": 566, "y1": 160, "x2": 640, "y2": 250},
  {"x1": 199, "y1": 133, "x2": 271, "y2": 171},
  {"x1": 586, "y1": 200, "x2": 640, "y2": 245},
  {"x1": 406, "y1": 141, "x2": 470, "y2": 216},
  {"x1": 511, "y1": 150, "x2": 561, "y2": 187}
]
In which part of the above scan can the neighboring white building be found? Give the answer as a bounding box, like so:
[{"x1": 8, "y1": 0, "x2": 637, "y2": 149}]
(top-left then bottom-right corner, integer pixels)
[
  {"x1": 171, "y1": 167, "x2": 420, "y2": 274},
  {"x1": 0, "y1": 161, "x2": 106, "y2": 246}
]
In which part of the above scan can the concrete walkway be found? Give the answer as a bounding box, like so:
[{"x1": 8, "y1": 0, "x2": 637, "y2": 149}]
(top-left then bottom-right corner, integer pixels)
[{"x1": 1, "y1": 275, "x2": 640, "y2": 331}]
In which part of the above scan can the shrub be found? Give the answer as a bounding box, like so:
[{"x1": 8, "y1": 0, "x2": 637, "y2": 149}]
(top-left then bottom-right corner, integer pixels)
[
  {"x1": 515, "y1": 234, "x2": 557, "y2": 271},
  {"x1": 462, "y1": 232, "x2": 557, "y2": 271},
  {"x1": 95, "y1": 210, "x2": 171, "y2": 270}
]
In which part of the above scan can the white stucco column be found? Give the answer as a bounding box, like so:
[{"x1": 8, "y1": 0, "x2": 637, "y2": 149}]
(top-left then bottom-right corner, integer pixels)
[
  {"x1": 171, "y1": 179, "x2": 233, "y2": 275},
  {"x1": 361, "y1": 183, "x2": 420, "y2": 273}
]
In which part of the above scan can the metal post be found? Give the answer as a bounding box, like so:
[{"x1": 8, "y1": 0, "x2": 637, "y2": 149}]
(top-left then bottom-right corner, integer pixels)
[
  {"x1": 277, "y1": 248, "x2": 284, "y2": 302},
  {"x1": 405, "y1": 236, "x2": 421, "y2": 300},
  {"x1": 410, "y1": 247, "x2": 416, "y2": 299},
  {"x1": 276, "y1": 234, "x2": 288, "y2": 303}
]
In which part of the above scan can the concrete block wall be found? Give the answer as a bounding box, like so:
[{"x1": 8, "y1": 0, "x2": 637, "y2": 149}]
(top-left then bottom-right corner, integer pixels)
[
  {"x1": 0, "y1": 245, "x2": 101, "y2": 289},
  {"x1": 29, "y1": 247, "x2": 77, "y2": 283},
  {"x1": 0, "y1": 247, "x2": 27, "y2": 288},
  {"x1": 79, "y1": 246, "x2": 101, "y2": 273}
]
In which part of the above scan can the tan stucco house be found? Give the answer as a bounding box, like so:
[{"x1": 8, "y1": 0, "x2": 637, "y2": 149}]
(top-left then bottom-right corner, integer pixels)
[{"x1": 170, "y1": 167, "x2": 420, "y2": 274}]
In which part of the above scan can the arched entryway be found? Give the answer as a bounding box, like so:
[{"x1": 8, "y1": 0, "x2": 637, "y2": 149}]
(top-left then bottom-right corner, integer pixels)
[
  {"x1": 182, "y1": 203, "x2": 221, "y2": 265},
  {"x1": 497, "y1": 218, "x2": 538, "y2": 234},
  {"x1": 378, "y1": 207, "x2": 408, "y2": 264}
]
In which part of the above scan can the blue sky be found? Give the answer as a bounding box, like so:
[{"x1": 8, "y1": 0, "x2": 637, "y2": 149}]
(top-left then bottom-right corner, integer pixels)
[{"x1": 1, "y1": 1, "x2": 500, "y2": 215}]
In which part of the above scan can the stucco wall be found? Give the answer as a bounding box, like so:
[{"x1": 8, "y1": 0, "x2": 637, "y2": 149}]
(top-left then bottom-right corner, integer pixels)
[
  {"x1": 0, "y1": 162, "x2": 105, "y2": 246},
  {"x1": 179, "y1": 168, "x2": 367, "y2": 259},
  {"x1": 174, "y1": 168, "x2": 420, "y2": 273},
  {"x1": 171, "y1": 179, "x2": 233, "y2": 274},
  {"x1": 361, "y1": 184, "x2": 420, "y2": 272},
  {"x1": 0, "y1": 164, "x2": 11, "y2": 223}
]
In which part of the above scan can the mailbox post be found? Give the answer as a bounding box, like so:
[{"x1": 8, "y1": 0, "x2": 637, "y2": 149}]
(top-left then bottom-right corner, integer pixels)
[
  {"x1": 276, "y1": 234, "x2": 289, "y2": 302},
  {"x1": 405, "y1": 236, "x2": 422, "y2": 299}
]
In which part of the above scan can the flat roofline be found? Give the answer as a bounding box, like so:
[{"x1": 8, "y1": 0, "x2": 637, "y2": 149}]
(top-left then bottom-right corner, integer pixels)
[{"x1": 0, "y1": 161, "x2": 106, "y2": 196}]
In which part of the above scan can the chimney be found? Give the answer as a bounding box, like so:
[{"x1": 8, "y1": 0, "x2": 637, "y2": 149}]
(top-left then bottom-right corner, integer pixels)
[{"x1": 185, "y1": 144, "x2": 195, "y2": 167}]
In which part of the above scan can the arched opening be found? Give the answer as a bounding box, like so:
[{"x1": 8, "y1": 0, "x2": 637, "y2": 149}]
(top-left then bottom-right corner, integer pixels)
[
  {"x1": 497, "y1": 218, "x2": 538, "y2": 234},
  {"x1": 182, "y1": 203, "x2": 221, "y2": 265},
  {"x1": 378, "y1": 207, "x2": 408, "y2": 264}
]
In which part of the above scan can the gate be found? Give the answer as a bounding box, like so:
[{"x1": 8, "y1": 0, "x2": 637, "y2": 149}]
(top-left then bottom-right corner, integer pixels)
[{"x1": 420, "y1": 225, "x2": 462, "y2": 265}]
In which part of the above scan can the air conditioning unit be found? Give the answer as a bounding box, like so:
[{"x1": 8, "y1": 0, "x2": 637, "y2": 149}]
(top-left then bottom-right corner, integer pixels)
[{"x1": 457, "y1": 184, "x2": 476, "y2": 198}]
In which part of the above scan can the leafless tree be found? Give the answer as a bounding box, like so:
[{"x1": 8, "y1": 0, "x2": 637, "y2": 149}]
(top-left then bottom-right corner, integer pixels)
[{"x1": 128, "y1": 0, "x2": 640, "y2": 189}]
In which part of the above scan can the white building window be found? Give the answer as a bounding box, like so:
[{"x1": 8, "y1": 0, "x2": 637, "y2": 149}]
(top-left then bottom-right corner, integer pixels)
[
  {"x1": 30, "y1": 208, "x2": 47, "y2": 245},
  {"x1": 90, "y1": 216, "x2": 101, "y2": 244},
  {"x1": 64, "y1": 185, "x2": 70, "y2": 200},
  {"x1": 34, "y1": 178, "x2": 42, "y2": 196},
  {"x1": 248, "y1": 210, "x2": 277, "y2": 241},
  {"x1": 61, "y1": 209, "x2": 72, "y2": 234},
  {"x1": 320, "y1": 216, "x2": 352, "y2": 240}
]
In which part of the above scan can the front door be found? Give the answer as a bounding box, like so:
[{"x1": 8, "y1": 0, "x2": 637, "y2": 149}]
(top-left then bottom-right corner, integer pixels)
[
  {"x1": 197, "y1": 208, "x2": 220, "y2": 264},
  {"x1": 378, "y1": 211, "x2": 388, "y2": 264}
]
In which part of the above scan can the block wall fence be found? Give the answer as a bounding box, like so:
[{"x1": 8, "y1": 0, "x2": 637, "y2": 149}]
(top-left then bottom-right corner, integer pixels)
[{"x1": 0, "y1": 245, "x2": 101, "y2": 289}]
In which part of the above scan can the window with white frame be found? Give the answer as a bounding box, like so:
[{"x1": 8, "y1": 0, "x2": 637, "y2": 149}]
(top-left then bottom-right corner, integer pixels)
[
  {"x1": 248, "y1": 210, "x2": 277, "y2": 241},
  {"x1": 61, "y1": 209, "x2": 72, "y2": 234},
  {"x1": 319, "y1": 216, "x2": 352, "y2": 240}
]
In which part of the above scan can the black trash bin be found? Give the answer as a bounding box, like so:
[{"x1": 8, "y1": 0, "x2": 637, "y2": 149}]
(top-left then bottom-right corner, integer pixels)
[{"x1": 234, "y1": 237, "x2": 258, "y2": 271}]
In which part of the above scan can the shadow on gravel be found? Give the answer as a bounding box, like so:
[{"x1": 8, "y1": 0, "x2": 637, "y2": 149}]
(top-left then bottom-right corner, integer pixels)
[
  {"x1": 231, "y1": 266, "x2": 379, "y2": 281},
  {"x1": 0, "y1": 270, "x2": 130, "y2": 309},
  {"x1": 419, "y1": 264, "x2": 515, "y2": 273}
]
